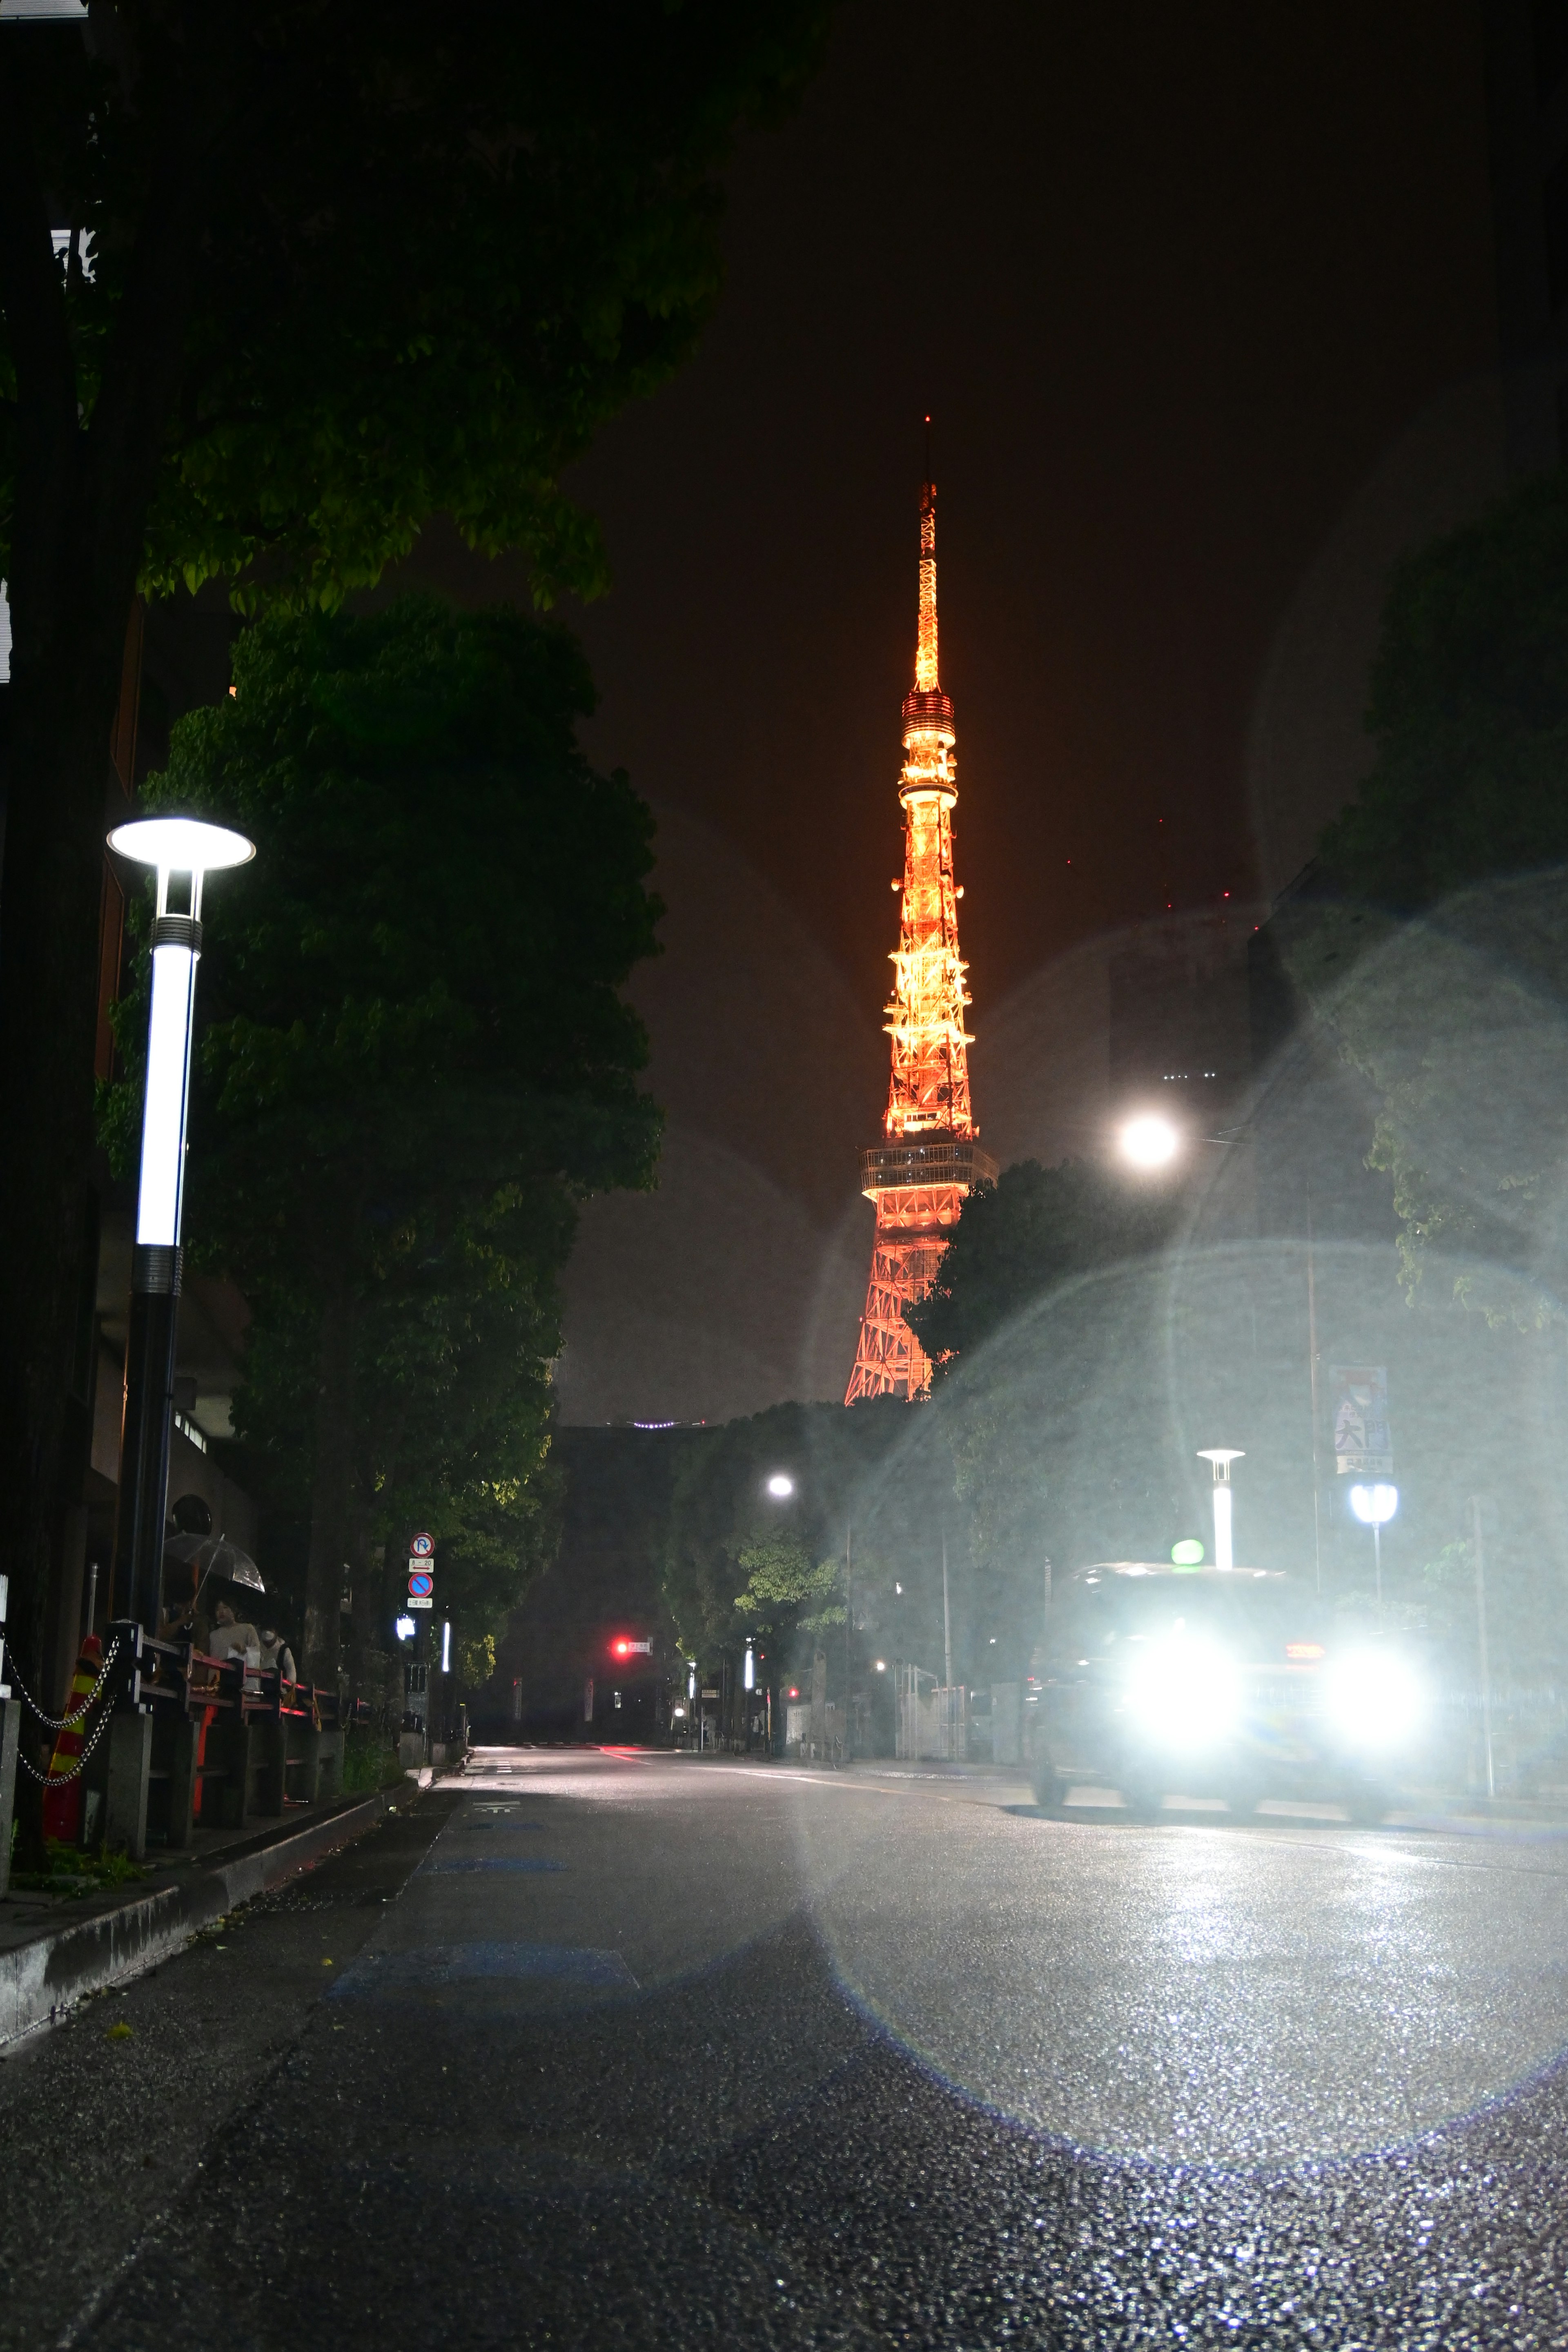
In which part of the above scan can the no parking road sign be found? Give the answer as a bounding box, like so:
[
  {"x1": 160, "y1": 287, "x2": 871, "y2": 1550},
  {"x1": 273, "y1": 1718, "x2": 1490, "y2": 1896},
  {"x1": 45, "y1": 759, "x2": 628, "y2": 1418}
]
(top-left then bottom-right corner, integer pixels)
[{"x1": 408, "y1": 1571, "x2": 434, "y2": 1599}]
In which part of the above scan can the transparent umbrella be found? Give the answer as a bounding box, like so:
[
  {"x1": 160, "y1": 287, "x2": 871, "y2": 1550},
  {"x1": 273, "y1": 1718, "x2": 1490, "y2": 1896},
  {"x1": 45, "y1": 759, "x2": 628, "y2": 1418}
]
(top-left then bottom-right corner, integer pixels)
[{"x1": 163, "y1": 1531, "x2": 265, "y2": 1595}]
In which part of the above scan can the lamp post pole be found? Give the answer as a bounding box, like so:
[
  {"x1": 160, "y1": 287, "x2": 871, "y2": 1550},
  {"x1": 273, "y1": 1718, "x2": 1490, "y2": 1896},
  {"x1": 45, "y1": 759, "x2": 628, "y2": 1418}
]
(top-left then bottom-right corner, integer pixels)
[
  {"x1": 107, "y1": 820, "x2": 255, "y2": 1633},
  {"x1": 1197, "y1": 1449, "x2": 1244, "y2": 1571}
]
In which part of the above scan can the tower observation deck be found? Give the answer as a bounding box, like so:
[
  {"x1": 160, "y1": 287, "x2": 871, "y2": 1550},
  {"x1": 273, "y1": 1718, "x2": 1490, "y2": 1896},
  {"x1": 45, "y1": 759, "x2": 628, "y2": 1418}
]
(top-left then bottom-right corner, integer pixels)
[{"x1": 845, "y1": 466, "x2": 995, "y2": 1403}]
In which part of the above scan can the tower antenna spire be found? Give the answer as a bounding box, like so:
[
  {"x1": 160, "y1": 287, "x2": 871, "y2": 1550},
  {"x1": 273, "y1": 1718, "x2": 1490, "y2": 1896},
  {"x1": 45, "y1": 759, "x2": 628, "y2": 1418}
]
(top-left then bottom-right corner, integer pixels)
[{"x1": 845, "y1": 456, "x2": 993, "y2": 1404}]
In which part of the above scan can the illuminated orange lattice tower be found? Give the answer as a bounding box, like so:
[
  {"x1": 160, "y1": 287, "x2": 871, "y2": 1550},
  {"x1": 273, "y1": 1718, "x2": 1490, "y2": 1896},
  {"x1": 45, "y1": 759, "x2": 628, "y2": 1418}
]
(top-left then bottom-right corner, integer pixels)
[{"x1": 846, "y1": 466, "x2": 995, "y2": 1403}]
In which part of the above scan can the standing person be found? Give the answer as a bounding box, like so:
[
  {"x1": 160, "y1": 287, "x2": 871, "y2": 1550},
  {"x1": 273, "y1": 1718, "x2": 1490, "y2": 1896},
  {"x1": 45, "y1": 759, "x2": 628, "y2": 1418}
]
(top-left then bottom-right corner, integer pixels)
[
  {"x1": 209, "y1": 1596, "x2": 261, "y2": 1665},
  {"x1": 258, "y1": 1621, "x2": 297, "y2": 1684}
]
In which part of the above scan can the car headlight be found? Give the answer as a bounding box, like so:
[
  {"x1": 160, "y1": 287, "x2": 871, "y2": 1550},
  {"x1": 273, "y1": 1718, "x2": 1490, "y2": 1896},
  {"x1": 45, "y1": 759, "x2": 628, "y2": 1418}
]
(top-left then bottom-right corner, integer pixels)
[
  {"x1": 1122, "y1": 1639, "x2": 1239, "y2": 1746},
  {"x1": 1323, "y1": 1651, "x2": 1423, "y2": 1748}
]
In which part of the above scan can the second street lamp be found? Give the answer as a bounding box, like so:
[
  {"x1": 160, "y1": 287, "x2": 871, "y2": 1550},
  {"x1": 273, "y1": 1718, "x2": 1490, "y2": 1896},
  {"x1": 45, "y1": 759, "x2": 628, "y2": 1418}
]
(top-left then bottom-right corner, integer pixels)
[
  {"x1": 107, "y1": 816, "x2": 255, "y2": 1633},
  {"x1": 1197, "y1": 1448, "x2": 1244, "y2": 1570},
  {"x1": 1350, "y1": 1481, "x2": 1399, "y2": 1619}
]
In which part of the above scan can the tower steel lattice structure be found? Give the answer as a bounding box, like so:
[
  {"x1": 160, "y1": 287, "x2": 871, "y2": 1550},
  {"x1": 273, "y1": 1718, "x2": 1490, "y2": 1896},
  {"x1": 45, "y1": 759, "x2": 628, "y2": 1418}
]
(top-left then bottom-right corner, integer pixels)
[{"x1": 845, "y1": 468, "x2": 995, "y2": 1403}]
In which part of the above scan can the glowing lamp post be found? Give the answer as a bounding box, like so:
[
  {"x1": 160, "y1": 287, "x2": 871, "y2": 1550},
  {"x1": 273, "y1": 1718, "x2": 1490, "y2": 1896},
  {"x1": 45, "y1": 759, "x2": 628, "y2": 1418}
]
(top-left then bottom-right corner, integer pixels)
[
  {"x1": 1350, "y1": 1481, "x2": 1398, "y2": 1617},
  {"x1": 1197, "y1": 1448, "x2": 1244, "y2": 1571},
  {"x1": 107, "y1": 817, "x2": 255, "y2": 1630}
]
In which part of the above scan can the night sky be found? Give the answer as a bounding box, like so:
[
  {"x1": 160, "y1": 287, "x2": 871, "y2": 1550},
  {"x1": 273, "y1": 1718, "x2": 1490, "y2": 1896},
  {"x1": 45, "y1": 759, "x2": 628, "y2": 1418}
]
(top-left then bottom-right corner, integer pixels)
[
  {"x1": 567, "y1": 0, "x2": 1495, "y2": 1004},
  {"x1": 402, "y1": 0, "x2": 1506, "y2": 1423}
]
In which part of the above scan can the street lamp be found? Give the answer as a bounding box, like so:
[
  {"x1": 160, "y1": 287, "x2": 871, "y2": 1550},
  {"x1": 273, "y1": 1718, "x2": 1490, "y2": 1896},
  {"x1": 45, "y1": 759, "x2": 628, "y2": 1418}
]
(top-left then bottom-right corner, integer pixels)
[
  {"x1": 106, "y1": 815, "x2": 254, "y2": 1630},
  {"x1": 1196, "y1": 1448, "x2": 1244, "y2": 1570},
  {"x1": 1120, "y1": 1113, "x2": 1179, "y2": 1169},
  {"x1": 766, "y1": 1472, "x2": 794, "y2": 1498},
  {"x1": 1349, "y1": 1481, "x2": 1398, "y2": 1617}
]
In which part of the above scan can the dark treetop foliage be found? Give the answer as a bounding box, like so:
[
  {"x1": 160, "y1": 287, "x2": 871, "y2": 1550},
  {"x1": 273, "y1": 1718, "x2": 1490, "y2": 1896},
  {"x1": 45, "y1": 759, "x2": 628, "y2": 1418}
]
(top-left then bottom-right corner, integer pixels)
[
  {"x1": 104, "y1": 595, "x2": 662, "y2": 1669},
  {"x1": 0, "y1": 0, "x2": 833, "y2": 611},
  {"x1": 1291, "y1": 471, "x2": 1568, "y2": 1323},
  {"x1": 906, "y1": 1160, "x2": 1187, "y2": 1375},
  {"x1": 1318, "y1": 469, "x2": 1568, "y2": 911}
]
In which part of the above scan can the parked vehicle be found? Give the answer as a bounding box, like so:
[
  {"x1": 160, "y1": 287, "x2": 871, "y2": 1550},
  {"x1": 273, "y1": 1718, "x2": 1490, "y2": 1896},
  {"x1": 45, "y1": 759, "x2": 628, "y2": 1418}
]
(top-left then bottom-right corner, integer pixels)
[{"x1": 1025, "y1": 1562, "x2": 1425, "y2": 1822}]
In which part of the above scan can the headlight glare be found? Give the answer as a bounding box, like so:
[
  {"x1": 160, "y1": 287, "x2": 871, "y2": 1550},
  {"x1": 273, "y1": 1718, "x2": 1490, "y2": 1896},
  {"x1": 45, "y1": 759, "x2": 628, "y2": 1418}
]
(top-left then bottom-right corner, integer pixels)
[
  {"x1": 1324, "y1": 1651, "x2": 1423, "y2": 1748},
  {"x1": 1122, "y1": 1638, "x2": 1239, "y2": 1747}
]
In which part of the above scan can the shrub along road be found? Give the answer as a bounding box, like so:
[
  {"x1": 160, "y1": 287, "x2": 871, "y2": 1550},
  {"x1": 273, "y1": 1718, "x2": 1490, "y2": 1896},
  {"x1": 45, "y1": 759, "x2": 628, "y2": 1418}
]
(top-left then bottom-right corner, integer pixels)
[{"x1": 4, "y1": 1749, "x2": 1568, "y2": 2346}]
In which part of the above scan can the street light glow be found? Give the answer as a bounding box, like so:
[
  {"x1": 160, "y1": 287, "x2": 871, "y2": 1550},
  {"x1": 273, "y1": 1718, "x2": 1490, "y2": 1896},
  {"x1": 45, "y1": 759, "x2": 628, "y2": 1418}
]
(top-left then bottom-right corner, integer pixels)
[
  {"x1": 1350, "y1": 1483, "x2": 1399, "y2": 1528},
  {"x1": 108, "y1": 816, "x2": 256, "y2": 875},
  {"x1": 1120, "y1": 1113, "x2": 1179, "y2": 1169},
  {"x1": 766, "y1": 1472, "x2": 795, "y2": 1497},
  {"x1": 136, "y1": 936, "x2": 199, "y2": 1247},
  {"x1": 109, "y1": 816, "x2": 258, "y2": 1251},
  {"x1": 394, "y1": 1615, "x2": 415, "y2": 1642}
]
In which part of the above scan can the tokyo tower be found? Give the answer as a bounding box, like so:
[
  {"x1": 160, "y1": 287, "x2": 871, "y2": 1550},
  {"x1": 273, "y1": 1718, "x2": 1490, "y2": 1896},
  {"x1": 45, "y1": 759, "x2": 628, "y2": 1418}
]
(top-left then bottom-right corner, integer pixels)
[{"x1": 845, "y1": 457, "x2": 996, "y2": 1403}]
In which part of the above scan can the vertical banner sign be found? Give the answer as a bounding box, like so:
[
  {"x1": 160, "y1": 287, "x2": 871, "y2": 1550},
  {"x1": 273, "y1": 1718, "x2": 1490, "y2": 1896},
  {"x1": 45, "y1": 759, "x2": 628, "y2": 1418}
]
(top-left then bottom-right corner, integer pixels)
[{"x1": 1331, "y1": 1365, "x2": 1393, "y2": 1474}]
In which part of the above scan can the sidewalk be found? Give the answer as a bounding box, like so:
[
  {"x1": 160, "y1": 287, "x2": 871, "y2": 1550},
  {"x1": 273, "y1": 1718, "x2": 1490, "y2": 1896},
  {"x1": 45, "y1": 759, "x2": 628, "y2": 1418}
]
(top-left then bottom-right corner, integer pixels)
[{"x1": 0, "y1": 1776, "x2": 427, "y2": 2047}]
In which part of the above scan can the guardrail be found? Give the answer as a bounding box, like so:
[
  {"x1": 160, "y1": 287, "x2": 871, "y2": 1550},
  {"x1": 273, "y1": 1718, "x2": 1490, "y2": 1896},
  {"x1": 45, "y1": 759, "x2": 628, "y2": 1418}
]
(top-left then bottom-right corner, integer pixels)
[{"x1": 95, "y1": 1621, "x2": 363, "y2": 1860}]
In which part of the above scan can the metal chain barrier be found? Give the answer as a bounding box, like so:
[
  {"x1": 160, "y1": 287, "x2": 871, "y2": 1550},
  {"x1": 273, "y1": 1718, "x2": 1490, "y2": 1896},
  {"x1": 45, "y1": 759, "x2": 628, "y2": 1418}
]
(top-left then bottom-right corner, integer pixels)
[
  {"x1": 14, "y1": 1691, "x2": 120, "y2": 1786},
  {"x1": 6, "y1": 1635, "x2": 122, "y2": 1732}
]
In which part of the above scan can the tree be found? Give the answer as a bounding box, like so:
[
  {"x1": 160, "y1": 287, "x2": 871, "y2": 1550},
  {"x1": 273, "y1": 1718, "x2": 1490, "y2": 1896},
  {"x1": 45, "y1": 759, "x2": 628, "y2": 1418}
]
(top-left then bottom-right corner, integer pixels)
[
  {"x1": 906, "y1": 1160, "x2": 1185, "y2": 1373},
  {"x1": 907, "y1": 1161, "x2": 1199, "y2": 1633},
  {"x1": 732, "y1": 1532, "x2": 842, "y2": 1636},
  {"x1": 104, "y1": 595, "x2": 661, "y2": 1677},
  {"x1": 1318, "y1": 470, "x2": 1568, "y2": 909},
  {"x1": 661, "y1": 1399, "x2": 969, "y2": 1689},
  {"x1": 1292, "y1": 470, "x2": 1568, "y2": 1324},
  {"x1": 0, "y1": 0, "x2": 829, "y2": 1684}
]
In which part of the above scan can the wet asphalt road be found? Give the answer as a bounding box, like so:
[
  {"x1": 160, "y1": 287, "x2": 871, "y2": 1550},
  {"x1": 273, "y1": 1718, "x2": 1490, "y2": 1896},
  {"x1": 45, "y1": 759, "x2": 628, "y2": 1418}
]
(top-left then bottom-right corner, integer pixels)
[{"x1": 6, "y1": 1748, "x2": 1568, "y2": 2347}]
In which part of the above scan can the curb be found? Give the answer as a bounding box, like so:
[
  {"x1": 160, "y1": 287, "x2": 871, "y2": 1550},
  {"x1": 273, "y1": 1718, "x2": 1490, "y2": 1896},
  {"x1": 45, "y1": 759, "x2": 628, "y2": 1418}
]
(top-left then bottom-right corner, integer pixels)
[{"x1": 0, "y1": 1786, "x2": 404, "y2": 2047}]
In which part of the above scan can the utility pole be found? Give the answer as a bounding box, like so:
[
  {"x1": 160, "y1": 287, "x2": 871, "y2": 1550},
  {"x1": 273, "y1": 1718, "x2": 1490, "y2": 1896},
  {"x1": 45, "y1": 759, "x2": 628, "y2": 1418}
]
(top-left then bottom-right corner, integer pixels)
[
  {"x1": 844, "y1": 1519, "x2": 853, "y2": 1765},
  {"x1": 1306, "y1": 1196, "x2": 1324, "y2": 1595},
  {"x1": 942, "y1": 1528, "x2": 953, "y2": 1688},
  {"x1": 1471, "y1": 1494, "x2": 1495, "y2": 1800}
]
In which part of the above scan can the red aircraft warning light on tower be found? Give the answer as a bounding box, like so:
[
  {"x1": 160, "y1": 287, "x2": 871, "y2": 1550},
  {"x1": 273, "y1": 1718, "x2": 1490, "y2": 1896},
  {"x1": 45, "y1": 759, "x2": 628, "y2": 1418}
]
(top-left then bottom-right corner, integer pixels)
[{"x1": 845, "y1": 456, "x2": 996, "y2": 1403}]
